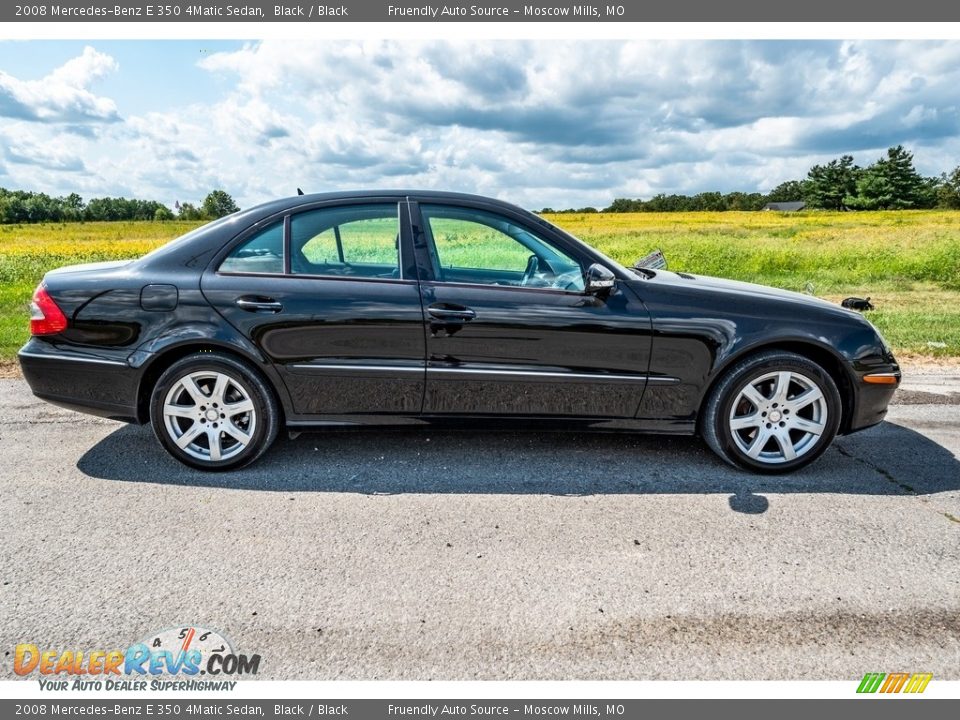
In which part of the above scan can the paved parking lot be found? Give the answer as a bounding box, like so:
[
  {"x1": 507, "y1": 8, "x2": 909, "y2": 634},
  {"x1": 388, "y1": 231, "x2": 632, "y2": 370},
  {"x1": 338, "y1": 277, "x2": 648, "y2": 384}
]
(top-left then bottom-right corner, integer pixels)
[{"x1": 0, "y1": 378, "x2": 958, "y2": 680}]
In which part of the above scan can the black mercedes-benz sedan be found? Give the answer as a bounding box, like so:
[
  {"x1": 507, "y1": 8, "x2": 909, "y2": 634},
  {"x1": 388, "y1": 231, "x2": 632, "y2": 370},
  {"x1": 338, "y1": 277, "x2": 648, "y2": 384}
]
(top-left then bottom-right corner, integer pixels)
[{"x1": 19, "y1": 190, "x2": 901, "y2": 473}]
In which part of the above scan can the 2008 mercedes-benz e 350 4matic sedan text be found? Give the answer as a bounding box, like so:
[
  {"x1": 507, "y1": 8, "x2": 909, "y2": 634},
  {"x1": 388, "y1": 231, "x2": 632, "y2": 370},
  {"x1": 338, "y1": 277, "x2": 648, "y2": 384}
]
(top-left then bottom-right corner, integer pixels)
[{"x1": 19, "y1": 191, "x2": 901, "y2": 473}]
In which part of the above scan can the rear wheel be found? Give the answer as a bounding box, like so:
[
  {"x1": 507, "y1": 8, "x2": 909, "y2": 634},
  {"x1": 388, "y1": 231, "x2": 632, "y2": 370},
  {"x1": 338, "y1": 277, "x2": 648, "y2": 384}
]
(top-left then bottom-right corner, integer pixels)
[
  {"x1": 701, "y1": 350, "x2": 842, "y2": 474},
  {"x1": 149, "y1": 352, "x2": 279, "y2": 471}
]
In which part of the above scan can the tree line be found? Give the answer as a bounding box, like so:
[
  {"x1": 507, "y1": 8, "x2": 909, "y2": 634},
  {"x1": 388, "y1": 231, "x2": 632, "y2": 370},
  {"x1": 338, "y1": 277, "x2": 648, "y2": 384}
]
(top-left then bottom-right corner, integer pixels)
[
  {"x1": 0, "y1": 188, "x2": 239, "y2": 224},
  {"x1": 545, "y1": 146, "x2": 960, "y2": 213}
]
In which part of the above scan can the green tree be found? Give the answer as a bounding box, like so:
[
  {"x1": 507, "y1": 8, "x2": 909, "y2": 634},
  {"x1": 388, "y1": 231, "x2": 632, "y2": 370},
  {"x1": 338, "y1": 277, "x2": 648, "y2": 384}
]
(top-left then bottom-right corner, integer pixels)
[
  {"x1": 201, "y1": 190, "x2": 240, "y2": 219},
  {"x1": 937, "y1": 167, "x2": 960, "y2": 209},
  {"x1": 766, "y1": 180, "x2": 809, "y2": 203},
  {"x1": 806, "y1": 155, "x2": 860, "y2": 209},
  {"x1": 178, "y1": 202, "x2": 203, "y2": 221},
  {"x1": 845, "y1": 146, "x2": 930, "y2": 210},
  {"x1": 154, "y1": 206, "x2": 175, "y2": 221}
]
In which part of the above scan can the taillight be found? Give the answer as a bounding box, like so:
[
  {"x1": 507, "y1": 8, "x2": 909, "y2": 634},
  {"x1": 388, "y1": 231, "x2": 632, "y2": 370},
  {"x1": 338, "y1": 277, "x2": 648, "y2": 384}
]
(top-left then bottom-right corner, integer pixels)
[{"x1": 30, "y1": 285, "x2": 68, "y2": 336}]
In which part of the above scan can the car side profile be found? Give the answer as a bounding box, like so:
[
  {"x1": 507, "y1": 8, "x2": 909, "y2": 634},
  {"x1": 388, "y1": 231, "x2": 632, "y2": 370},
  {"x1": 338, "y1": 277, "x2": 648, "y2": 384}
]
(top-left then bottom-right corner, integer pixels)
[{"x1": 19, "y1": 190, "x2": 901, "y2": 473}]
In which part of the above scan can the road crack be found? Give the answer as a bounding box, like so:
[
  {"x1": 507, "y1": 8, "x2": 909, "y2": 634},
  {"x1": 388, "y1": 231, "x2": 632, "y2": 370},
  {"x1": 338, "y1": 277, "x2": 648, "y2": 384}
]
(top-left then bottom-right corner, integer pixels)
[{"x1": 835, "y1": 441, "x2": 957, "y2": 528}]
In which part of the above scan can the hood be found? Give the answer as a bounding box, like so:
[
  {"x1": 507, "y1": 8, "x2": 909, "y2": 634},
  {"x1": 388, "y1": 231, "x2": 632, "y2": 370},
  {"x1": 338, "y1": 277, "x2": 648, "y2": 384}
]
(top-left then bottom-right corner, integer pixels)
[{"x1": 644, "y1": 269, "x2": 855, "y2": 315}]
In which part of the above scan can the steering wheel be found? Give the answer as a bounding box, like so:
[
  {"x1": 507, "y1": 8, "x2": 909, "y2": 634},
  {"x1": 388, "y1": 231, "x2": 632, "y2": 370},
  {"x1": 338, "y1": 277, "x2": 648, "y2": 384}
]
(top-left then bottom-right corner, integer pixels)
[{"x1": 521, "y1": 254, "x2": 540, "y2": 286}]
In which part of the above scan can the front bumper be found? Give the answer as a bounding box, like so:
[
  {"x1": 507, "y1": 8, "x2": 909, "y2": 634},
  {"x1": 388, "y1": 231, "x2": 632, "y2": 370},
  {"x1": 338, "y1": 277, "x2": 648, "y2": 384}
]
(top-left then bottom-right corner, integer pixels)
[
  {"x1": 845, "y1": 363, "x2": 902, "y2": 434},
  {"x1": 18, "y1": 339, "x2": 141, "y2": 423}
]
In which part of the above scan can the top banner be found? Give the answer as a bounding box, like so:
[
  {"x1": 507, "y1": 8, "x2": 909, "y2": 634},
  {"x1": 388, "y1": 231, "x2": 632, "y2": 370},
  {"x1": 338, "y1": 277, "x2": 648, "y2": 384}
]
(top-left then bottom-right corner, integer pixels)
[{"x1": 6, "y1": 0, "x2": 960, "y2": 22}]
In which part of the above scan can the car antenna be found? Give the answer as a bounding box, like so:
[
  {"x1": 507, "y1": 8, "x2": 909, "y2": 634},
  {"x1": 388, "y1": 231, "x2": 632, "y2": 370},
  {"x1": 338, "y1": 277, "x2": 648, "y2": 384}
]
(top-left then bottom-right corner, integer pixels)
[{"x1": 297, "y1": 187, "x2": 305, "y2": 196}]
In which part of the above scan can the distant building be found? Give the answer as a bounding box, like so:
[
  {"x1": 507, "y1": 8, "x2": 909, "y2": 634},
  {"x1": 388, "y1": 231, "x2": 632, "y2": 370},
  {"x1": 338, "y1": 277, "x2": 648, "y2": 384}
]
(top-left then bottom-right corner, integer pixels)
[{"x1": 763, "y1": 201, "x2": 806, "y2": 212}]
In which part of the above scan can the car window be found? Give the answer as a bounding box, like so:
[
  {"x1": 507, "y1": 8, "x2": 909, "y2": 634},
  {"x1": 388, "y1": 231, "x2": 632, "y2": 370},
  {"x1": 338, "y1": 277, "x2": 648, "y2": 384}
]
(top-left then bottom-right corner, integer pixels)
[
  {"x1": 219, "y1": 221, "x2": 284, "y2": 274},
  {"x1": 291, "y1": 204, "x2": 400, "y2": 279},
  {"x1": 419, "y1": 205, "x2": 584, "y2": 291}
]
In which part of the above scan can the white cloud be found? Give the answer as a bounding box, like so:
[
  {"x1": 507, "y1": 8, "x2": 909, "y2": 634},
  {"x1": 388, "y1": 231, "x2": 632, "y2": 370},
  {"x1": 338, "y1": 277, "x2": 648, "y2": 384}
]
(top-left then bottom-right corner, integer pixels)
[
  {"x1": 3, "y1": 40, "x2": 960, "y2": 209},
  {"x1": 0, "y1": 46, "x2": 119, "y2": 123}
]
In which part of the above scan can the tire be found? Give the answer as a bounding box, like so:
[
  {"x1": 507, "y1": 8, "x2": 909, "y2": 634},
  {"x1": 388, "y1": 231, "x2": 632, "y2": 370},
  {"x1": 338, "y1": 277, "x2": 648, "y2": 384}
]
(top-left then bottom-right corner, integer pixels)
[
  {"x1": 149, "y1": 352, "x2": 280, "y2": 471},
  {"x1": 700, "y1": 350, "x2": 842, "y2": 474}
]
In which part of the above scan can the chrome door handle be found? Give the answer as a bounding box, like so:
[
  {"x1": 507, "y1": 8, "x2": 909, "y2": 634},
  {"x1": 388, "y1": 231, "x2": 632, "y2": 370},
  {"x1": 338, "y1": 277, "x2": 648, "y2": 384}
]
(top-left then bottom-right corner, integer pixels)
[
  {"x1": 235, "y1": 297, "x2": 283, "y2": 313},
  {"x1": 428, "y1": 306, "x2": 476, "y2": 321}
]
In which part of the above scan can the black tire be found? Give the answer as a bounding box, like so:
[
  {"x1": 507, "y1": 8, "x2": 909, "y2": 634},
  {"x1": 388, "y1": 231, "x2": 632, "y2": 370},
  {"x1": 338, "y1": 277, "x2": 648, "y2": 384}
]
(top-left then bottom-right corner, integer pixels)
[
  {"x1": 700, "y1": 350, "x2": 842, "y2": 474},
  {"x1": 149, "y1": 351, "x2": 280, "y2": 471}
]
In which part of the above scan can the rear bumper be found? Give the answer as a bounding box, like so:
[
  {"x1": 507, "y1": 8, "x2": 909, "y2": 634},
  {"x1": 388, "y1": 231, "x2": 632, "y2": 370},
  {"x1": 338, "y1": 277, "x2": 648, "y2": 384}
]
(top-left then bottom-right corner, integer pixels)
[{"x1": 18, "y1": 339, "x2": 141, "y2": 423}]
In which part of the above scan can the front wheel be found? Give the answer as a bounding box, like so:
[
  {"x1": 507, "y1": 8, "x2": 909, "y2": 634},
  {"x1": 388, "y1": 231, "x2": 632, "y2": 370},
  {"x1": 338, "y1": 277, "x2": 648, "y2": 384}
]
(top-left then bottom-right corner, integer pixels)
[
  {"x1": 701, "y1": 350, "x2": 842, "y2": 474},
  {"x1": 149, "y1": 352, "x2": 279, "y2": 471}
]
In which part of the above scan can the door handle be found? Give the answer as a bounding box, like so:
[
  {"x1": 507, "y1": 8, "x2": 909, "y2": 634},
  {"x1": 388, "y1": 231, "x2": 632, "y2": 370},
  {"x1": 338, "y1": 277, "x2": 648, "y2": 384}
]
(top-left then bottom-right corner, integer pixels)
[
  {"x1": 235, "y1": 296, "x2": 283, "y2": 313},
  {"x1": 428, "y1": 305, "x2": 476, "y2": 322}
]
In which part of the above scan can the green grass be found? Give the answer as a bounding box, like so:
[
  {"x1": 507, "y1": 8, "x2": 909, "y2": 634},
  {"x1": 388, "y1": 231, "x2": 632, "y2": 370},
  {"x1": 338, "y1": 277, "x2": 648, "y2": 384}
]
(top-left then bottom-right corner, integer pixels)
[
  {"x1": 0, "y1": 221, "x2": 197, "y2": 364},
  {"x1": 544, "y1": 210, "x2": 960, "y2": 360},
  {"x1": 1, "y1": 211, "x2": 959, "y2": 364}
]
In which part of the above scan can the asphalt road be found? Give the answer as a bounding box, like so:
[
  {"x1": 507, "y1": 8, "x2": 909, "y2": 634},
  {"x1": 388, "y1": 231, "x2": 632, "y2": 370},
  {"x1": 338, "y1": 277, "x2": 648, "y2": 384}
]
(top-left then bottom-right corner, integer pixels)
[{"x1": 0, "y1": 378, "x2": 958, "y2": 680}]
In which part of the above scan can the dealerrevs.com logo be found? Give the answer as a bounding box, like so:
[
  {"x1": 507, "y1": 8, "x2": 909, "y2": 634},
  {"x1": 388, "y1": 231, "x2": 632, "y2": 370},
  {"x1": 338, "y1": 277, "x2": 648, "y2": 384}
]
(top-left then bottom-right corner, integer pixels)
[{"x1": 14, "y1": 626, "x2": 261, "y2": 691}]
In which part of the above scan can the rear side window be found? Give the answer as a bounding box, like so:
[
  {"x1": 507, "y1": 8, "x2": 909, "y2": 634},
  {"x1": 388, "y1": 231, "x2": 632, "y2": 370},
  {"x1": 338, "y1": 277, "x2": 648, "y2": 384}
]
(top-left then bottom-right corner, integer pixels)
[
  {"x1": 219, "y1": 221, "x2": 284, "y2": 274},
  {"x1": 291, "y1": 204, "x2": 400, "y2": 279}
]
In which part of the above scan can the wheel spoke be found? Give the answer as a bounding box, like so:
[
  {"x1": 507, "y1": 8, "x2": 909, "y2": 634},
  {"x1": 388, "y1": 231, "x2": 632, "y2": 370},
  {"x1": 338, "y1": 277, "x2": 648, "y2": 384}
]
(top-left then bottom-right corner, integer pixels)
[
  {"x1": 791, "y1": 416, "x2": 825, "y2": 436},
  {"x1": 730, "y1": 413, "x2": 762, "y2": 431},
  {"x1": 210, "y1": 374, "x2": 229, "y2": 405},
  {"x1": 740, "y1": 383, "x2": 767, "y2": 409},
  {"x1": 207, "y1": 428, "x2": 222, "y2": 461},
  {"x1": 771, "y1": 371, "x2": 792, "y2": 404},
  {"x1": 224, "y1": 399, "x2": 254, "y2": 417},
  {"x1": 180, "y1": 375, "x2": 207, "y2": 404},
  {"x1": 222, "y1": 421, "x2": 251, "y2": 446},
  {"x1": 772, "y1": 431, "x2": 797, "y2": 461},
  {"x1": 164, "y1": 403, "x2": 195, "y2": 418},
  {"x1": 745, "y1": 429, "x2": 770, "y2": 458},
  {"x1": 175, "y1": 422, "x2": 204, "y2": 449},
  {"x1": 786, "y1": 386, "x2": 823, "y2": 412}
]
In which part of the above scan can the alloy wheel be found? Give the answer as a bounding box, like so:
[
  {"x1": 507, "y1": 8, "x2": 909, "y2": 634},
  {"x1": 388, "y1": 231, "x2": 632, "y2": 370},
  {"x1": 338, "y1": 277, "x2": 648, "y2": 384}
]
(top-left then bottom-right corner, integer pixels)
[
  {"x1": 162, "y1": 371, "x2": 257, "y2": 462},
  {"x1": 728, "y1": 370, "x2": 828, "y2": 465}
]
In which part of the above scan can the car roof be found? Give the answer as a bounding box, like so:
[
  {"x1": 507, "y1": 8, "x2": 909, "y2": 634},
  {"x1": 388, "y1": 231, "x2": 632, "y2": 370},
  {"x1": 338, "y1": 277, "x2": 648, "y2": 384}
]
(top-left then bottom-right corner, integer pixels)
[{"x1": 249, "y1": 189, "x2": 521, "y2": 216}]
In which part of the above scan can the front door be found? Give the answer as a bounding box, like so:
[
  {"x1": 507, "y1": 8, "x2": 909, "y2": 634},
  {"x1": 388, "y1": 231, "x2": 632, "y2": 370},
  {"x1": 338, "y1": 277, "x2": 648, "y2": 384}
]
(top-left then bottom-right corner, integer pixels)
[
  {"x1": 201, "y1": 199, "x2": 426, "y2": 417},
  {"x1": 411, "y1": 201, "x2": 653, "y2": 418}
]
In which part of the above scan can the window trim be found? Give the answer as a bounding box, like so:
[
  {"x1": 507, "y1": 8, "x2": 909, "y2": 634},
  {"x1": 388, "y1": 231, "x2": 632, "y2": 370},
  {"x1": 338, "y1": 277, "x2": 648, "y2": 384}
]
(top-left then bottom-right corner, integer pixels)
[
  {"x1": 290, "y1": 201, "x2": 404, "y2": 280},
  {"x1": 415, "y1": 202, "x2": 589, "y2": 294},
  {"x1": 216, "y1": 217, "x2": 286, "y2": 276},
  {"x1": 418, "y1": 279, "x2": 587, "y2": 298},
  {"x1": 214, "y1": 200, "x2": 409, "y2": 283}
]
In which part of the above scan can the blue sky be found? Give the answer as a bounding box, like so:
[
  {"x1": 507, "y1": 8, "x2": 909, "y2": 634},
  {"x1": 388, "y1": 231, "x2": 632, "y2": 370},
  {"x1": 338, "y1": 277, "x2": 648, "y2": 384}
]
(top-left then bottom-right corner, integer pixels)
[{"x1": 1, "y1": 40, "x2": 959, "y2": 209}]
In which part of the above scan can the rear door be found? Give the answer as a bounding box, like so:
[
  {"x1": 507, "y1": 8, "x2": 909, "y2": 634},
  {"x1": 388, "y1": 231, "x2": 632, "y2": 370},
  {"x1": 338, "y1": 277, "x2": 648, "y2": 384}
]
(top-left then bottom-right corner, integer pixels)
[
  {"x1": 410, "y1": 199, "x2": 653, "y2": 418},
  {"x1": 200, "y1": 198, "x2": 426, "y2": 417}
]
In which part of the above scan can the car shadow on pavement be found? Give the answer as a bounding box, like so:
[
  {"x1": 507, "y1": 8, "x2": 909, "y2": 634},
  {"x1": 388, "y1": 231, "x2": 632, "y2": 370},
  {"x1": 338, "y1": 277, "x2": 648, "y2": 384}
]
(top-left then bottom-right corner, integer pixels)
[{"x1": 77, "y1": 419, "x2": 960, "y2": 514}]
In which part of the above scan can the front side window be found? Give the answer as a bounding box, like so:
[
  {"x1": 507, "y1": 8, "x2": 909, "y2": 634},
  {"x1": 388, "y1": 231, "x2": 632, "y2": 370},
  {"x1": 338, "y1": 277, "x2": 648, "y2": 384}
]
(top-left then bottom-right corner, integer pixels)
[
  {"x1": 219, "y1": 221, "x2": 284, "y2": 274},
  {"x1": 420, "y1": 205, "x2": 584, "y2": 291},
  {"x1": 291, "y1": 203, "x2": 400, "y2": 279}
]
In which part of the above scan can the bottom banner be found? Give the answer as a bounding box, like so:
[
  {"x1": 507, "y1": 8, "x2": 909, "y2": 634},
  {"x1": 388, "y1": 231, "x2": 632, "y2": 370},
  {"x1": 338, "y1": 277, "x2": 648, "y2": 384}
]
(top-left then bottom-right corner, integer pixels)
[{"x1": 1, "y1": 699, "x2": 957, "y2": 719}]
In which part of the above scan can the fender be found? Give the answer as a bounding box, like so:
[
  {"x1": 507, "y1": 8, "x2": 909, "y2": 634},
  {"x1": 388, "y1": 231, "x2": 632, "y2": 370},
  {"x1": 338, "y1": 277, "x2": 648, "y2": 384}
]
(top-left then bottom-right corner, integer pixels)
[{"x1": 128, "y1": 323, "x2": 295, "y2": 424}]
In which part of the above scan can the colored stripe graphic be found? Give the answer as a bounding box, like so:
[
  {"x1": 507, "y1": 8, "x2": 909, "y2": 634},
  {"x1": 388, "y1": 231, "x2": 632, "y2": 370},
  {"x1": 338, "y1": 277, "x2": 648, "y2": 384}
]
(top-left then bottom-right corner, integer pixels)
[
  {"x1": 904, "y1": 673, "x2": 933, "y2": 693},
  {"x1": 881, "y1": 673, "x2": 909, "y2": 693},
  {"x1": 857, "y1": 673, "x2": 885, "y2": 693},
  {"x1": 857, "y1": 672, "x2": 931, "y2": 694}
]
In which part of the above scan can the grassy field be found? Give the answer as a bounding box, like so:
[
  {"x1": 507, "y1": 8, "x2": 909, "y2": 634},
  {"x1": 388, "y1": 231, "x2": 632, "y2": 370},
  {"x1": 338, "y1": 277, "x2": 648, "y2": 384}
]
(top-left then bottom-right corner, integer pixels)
[
  {"x1": 1, "y1": 211, "x2": 958, "y2": 365},
  {"x1": 544, "y1": 210, "x2": 960, "y2": 361}
]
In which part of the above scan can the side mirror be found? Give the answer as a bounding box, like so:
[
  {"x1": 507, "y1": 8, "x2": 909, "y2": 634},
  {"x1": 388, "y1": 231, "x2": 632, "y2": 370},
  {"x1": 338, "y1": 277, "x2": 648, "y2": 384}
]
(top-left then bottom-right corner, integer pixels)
[{"x1": 584, "y1": 263, "x2": 616, "y2": 296}]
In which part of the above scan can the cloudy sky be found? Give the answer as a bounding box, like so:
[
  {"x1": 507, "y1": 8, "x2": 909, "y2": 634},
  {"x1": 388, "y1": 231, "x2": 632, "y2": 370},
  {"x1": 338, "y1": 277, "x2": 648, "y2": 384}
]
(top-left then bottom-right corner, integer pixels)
[{"x1": 1, "y1": 39, "x2": 959, "y2": 210}]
